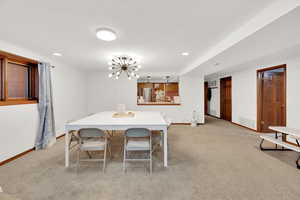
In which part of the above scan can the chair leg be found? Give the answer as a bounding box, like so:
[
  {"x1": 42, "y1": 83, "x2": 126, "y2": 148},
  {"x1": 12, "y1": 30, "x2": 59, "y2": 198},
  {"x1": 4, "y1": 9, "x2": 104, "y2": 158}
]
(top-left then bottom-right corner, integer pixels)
[
  {"x1": 76, "y1": 149, "x2": 80, "y2": 174},
  {"x1": 69, "y1": 137, "x2": 72, "y2": 149},
  {"x1": 150, "y1": 150, "x2": 152, "y2": 174},
  {"x1": 103, "y1": 141, "x2": 107, "y2": 173},
  {"x1": 150, "y1": 135, "x2": 153, "y2": 174},
  {"x1": 69, "y1": 132, "x2": 74, "y2": 149},
  {"x1": 160, "y1": 132, "x2": 163, "y2": 147},
  {"x1": 123, "y1": 140, "x2": 127, "y2": 173},
  {"x1": 109, "y1": 142, "x2": 112, "y2": 159},
  {"x1": 86, "y1": 151, "x2": 92, "y2": 158}
]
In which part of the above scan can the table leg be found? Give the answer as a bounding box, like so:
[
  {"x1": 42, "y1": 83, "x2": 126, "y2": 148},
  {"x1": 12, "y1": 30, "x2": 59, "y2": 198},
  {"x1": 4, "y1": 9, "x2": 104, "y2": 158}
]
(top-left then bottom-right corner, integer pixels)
[
  {"x1": 296, "y1": 139, "x2": 300, "y2": 147},
  {"x1": 260, "y1": 138, "x2": 292, "y2": 151},
  {"x1": 282, "y1": 133, "x2": 285, "y2": 150},
  {"x1": 296, "y1": 139, "x2": 300, "y2": 169},
  {"x1": 163, "y1": 127, "x2": 168, "y2": 167},
  {"x1": 275, "y1": 131, "x2": 278, "y2": 149},
  {"x1": 296, "y1": 154, "x2": 300, "y2": 169},
  {"x1": 65, "y1": 127, "x2": 70, "y2": 167}
]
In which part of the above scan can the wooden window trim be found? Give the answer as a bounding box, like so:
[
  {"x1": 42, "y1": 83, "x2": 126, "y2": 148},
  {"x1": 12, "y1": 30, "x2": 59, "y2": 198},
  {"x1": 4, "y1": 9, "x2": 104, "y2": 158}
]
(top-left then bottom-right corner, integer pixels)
[
  {"x1": 0, "y1": 99, "x2": 38, "y2": 106},
  {"x1": 0, "y1": 50, "x2": 39, "y2": 106},
  {"x1": 137, "y1": 103, "x2": 181, "y2": 106}
]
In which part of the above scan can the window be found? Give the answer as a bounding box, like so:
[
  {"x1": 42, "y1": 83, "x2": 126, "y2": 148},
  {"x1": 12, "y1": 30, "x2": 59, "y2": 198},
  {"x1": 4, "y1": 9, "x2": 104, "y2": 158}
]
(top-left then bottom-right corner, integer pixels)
[
  {"x1": 0, "y1": 59, "x2": 3, "y2": 100},
  {"x1": 0, "y1": 51, "x2": 39, "y2": 106},
  {"x1": 7, "y1": 62, "x2": 29, "y2": 99},
  {"x1": 137, "y1": 76, "x2": 180, "y2": 105}
]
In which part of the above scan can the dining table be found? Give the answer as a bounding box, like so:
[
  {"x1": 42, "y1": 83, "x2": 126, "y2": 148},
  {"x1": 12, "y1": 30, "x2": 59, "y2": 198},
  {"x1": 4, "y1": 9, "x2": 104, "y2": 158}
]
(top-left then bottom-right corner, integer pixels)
[{"x1": 64, "y1": 111, "x2": 169, "y2": 167}]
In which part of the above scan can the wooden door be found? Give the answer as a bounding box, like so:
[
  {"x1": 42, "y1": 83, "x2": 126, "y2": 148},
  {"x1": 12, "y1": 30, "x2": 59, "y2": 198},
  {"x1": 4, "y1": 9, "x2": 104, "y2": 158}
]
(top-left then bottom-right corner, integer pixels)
[
  {"x1": 257, "y1": 65, "x2": 286, "y2": 132},
  {"x1": 220, "y1": 77, "x2": 232, "y2": 121},
  {"x1": 204, "y1": 82, "x2": 208, "y2": 115}
]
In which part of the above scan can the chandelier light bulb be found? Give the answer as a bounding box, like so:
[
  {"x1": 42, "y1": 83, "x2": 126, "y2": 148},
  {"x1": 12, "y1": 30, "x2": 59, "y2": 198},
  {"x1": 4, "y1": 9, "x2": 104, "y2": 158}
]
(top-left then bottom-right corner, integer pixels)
[
  {"x1": 107, "y1": 55, "x2": 141, "y2": 80},
  {"x1": 108, "y1": 73, "x2": 113, "y2": 78}
]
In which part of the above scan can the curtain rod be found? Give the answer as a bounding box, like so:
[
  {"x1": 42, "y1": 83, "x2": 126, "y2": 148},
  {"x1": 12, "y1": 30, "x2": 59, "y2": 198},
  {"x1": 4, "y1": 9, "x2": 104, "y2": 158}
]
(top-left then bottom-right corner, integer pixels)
[{"x1": 38, "y1": 61, "x2": 55, "y2": 68}]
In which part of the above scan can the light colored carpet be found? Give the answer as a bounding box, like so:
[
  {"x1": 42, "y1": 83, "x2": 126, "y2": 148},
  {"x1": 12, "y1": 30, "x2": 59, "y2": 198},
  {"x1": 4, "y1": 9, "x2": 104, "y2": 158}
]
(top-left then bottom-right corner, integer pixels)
[
  {"x1": 1, "y1": 117, "x2": 300, "y2": 200},
  {"x1": 0, "y1": 193, "x2": 20, "y2": 200}
]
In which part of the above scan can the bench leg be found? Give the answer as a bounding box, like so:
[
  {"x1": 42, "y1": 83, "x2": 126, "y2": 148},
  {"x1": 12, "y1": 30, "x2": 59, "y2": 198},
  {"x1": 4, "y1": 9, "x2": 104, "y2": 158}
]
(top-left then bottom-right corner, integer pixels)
[
  {"x1": 296, "y1": 154, "x2": 300, "y2": 169},
  {"x1": 259, "y1": 139, "x2": 292, "y2": 151}
]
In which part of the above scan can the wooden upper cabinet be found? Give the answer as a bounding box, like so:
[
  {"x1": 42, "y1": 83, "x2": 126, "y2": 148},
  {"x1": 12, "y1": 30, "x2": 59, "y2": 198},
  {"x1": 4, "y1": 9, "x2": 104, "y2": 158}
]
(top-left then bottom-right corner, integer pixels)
[
  {"x1": 137, "y1": 83, "x2": 153, "y2": 97},
  {"x1": 165, "y1": 83, "x2": 179, "y2": 98}
]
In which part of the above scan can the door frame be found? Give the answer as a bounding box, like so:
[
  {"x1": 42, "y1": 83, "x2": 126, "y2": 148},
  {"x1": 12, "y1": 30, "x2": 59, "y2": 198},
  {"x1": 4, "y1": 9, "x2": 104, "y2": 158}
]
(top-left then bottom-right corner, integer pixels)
[
  {"x1": 220, "y1": 76, "x2": 232, "y2": 121},
  {"x1": 256, "y1": 64, "x2": 287, "y2": 132}
]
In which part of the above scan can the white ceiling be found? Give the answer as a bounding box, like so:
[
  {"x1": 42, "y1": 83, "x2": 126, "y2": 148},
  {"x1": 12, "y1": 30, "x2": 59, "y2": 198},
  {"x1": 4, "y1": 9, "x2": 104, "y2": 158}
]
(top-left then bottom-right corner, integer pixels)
[
  {"x1": 0, "y1": 0, "x2": 276, "y2": 73},
  {"x1": 199, "y1": 6, "x2": 300, "y2": 79}
]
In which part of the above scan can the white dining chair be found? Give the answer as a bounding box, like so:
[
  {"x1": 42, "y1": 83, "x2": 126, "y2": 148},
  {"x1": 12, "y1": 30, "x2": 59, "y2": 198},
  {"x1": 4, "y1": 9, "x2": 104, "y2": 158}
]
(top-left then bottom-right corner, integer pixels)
[
  {"x1": 76, "y1": 128, "x2": 111, "y2": 173},
  {"x1": 123, "y1": 128, "x2": 152, "y2": 174}
]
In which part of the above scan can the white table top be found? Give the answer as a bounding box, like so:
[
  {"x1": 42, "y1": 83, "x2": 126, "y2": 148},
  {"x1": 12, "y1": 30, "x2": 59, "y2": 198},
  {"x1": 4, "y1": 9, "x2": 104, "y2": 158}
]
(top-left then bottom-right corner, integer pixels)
[
  {"x1": 269, "y1": 126, "x2": 300, "y2": 139},
  {"x1": 66, "y1": 111, "x2": 168, "y2": 130}
]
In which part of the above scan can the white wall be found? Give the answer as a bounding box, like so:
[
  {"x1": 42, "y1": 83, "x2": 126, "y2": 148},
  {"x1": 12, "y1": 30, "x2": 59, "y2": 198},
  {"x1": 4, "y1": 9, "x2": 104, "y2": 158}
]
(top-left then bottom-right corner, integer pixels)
[
  {"x1": 206, "y1": 56, "x2": 300, "y2": 131},
  {"x1": 231, "y1": 68, "x2": 257, "y2": 129},
  {"x1": 51, "y1": 64, "x2": 88, "y2": 133},
  {"x1": 0, "y1": 41, "x2": 88, "y2": 162},
  {"x1": 286, "y1": 58, "x2": 300, "y2": 130},
  {"x1": 232, "y1": 57, "x2": 300, "y2": 130},
  {"x1": 87, "y1": 72, "x2": 204, "y2": 124}
]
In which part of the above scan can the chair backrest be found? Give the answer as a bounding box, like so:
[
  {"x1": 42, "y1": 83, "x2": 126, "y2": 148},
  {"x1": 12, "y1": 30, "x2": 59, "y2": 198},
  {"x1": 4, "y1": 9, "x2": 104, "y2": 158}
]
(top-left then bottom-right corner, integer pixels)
[
  {"x1": 125, "y1": 128, "x2": 150, "y2": 138},
  {"x1": 78, "y1": 128, "x2": 106, "y2": 139}
]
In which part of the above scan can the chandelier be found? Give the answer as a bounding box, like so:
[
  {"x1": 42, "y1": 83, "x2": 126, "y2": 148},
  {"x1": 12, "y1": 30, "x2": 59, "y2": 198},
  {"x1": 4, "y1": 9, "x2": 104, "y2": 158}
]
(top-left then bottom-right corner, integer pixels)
[{"x1": 108, "y1": 55, "x2": 141, "y2": 80}]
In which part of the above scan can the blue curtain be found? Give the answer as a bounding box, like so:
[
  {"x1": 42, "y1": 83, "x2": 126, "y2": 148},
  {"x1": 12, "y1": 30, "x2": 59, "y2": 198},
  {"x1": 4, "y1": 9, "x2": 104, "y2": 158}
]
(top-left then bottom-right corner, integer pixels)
[{"x1": 35, "y1": 62, "x2": 56, "y2": 150}]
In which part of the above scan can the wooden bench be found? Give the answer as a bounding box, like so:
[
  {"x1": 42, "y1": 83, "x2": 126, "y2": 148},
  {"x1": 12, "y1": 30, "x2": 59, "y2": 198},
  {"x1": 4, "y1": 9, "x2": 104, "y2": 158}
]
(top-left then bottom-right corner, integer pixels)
[{"x1": 260, "y1": 126, "x2": 300, "y2": 169}]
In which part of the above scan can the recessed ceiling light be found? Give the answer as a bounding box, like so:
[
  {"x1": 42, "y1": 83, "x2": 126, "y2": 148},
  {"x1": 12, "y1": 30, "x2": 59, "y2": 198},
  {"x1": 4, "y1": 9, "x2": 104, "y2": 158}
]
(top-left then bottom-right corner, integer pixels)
[
  {"x1": 52, "y1": 52, "x2": 62, "y2": 57},
  {"x1": 181, "y1": 52, "x2": 189, "y2": 56},
  {"x1": 96, "y1": 28, "x2": 117, "y2": 41}
]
